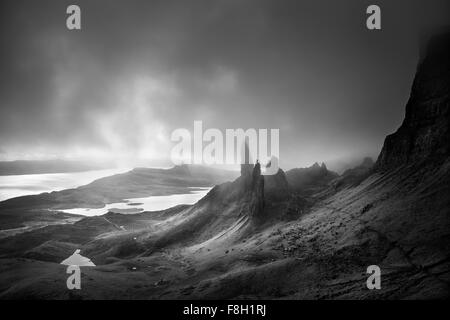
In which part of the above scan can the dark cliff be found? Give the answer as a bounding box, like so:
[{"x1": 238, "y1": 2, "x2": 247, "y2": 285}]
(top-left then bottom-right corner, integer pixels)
[{"x1": 376, "y1": 33, "x2": 450, "y2": 170}]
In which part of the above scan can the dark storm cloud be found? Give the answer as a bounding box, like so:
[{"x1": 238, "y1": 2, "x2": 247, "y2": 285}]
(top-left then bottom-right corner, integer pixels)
[{"x1": 0, "y1": 0, "x2": 448, "y2": 168}]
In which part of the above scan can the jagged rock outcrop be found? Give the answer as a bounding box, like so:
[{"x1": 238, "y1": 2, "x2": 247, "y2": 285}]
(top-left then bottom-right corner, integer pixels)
[
  {"x1": 376, "y1": 32, "x2": 450, "y2": 170},
  {"x1": 264, "y1": 168, "x2": 290, "y2": 201},
  {"x1": 286, "y1": 162, "x2": 339, "y2": 194}
]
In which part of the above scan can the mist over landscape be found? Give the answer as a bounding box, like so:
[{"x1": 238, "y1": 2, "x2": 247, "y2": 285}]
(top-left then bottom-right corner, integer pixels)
[
  {"x1": 0, "y1": 0, "x2": 449, "y2": 303},
  {"x1": 1, "y1": 0, "x2": 448, "y2": 170}
]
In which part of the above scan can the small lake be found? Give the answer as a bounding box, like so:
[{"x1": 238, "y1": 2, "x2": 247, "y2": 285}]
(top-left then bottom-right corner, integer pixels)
[
  {"x1": 57, "y1": 187, "x2": 211, "y2": 217},
  {"x1": 61, "y1": 249, "x2": 96, "y2": 266}
]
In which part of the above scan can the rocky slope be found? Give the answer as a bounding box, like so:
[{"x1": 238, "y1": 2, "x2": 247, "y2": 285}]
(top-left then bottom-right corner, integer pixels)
[{"x1": 331, "y1": 157, "x2": 374, "y2": 190}]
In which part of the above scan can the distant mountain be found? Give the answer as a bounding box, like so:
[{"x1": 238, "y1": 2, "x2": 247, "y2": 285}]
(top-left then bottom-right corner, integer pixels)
[
  {"x1": 285, "y1": 162, "x2": 338, "y2": 194},
  {"x1": 331, "y1": 157, "x2": 374, "y2": 190},
  {"x1": 0, "y1": 159, "x2": 111, "y2": 176}
]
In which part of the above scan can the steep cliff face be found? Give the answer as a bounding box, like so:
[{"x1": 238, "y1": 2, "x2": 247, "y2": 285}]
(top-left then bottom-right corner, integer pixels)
[{"x1": 376, "y1": 33, "x2": 450, "y2": 170}]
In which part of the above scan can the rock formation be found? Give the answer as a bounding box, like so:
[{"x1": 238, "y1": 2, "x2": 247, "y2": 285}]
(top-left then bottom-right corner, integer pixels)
[{"x1": 246, "y1": 161, "x2": 265, "y2": 220}]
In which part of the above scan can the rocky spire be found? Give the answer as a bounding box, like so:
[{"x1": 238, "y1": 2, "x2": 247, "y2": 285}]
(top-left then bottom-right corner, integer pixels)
[
  {"x1": 240, "y1": 138, "x2": 254, "y2": 178},
  {"x1": 247, "y1": 160, "x2": 265, "y2": 220},
  {"x1": 236, "y1": 140, "x2": 265, "y2": 220}
]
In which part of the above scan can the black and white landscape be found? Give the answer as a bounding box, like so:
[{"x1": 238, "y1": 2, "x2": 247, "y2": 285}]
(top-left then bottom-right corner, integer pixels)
[{"x1": 0, "y1": 0, "x2": 449, "y2": 300}]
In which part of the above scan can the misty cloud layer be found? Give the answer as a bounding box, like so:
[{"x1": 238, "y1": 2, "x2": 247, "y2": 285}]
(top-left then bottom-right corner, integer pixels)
[{"x1": 1, "y1": 0, "x2": 449, "y2": 170}]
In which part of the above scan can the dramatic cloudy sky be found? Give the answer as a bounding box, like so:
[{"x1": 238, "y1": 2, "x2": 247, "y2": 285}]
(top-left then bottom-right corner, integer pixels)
[{"x1": 0, "y1": 0, "x2": 448, "y2": 170}]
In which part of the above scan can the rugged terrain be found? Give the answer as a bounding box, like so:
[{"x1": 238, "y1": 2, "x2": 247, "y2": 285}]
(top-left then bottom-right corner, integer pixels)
[{"x1": 0, "y1": 34, "x2": 449, "y2": 299}]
